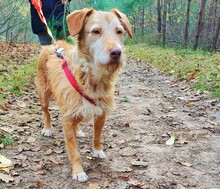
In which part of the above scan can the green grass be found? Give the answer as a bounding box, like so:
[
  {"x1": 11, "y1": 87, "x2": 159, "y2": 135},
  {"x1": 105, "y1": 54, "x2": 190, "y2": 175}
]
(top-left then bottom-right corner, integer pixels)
[
  {"x1": 0, "y1": 57, "x2": 38, "y2": 102},
  {"x1": 0, "y1": 134, "x2": 14, "y2": 146},
  {"x1": 126, "y1": 44, "x2": 220, "y2": 97}
]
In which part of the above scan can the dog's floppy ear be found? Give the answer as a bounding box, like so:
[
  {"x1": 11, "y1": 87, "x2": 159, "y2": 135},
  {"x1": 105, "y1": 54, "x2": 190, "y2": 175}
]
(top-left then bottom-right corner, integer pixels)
[
  {"x1": 67, "y1": 8, "x2": 94, "y2": 36},
  {"x1": 111, "y1": 9, "x2": 133, "y2": 39}
]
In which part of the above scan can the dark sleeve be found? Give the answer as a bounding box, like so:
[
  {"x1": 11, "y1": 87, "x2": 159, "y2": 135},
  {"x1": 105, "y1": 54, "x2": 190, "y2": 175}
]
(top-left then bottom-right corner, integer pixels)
[{"x1": 30, "y1": 2, "x2": 46, "y2": 34}]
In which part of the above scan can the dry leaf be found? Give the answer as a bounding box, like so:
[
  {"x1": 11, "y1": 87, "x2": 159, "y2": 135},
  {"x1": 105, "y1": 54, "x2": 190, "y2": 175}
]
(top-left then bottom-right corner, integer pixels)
[
  {"x1": 16, "y1": 100, "x2": 27, "y2": 108},
  {"x1": 0, "y1": 155, "x2": 12, "y2": 165},
  {"x1": 45, "y1": 149, "x2": 53, "y2": 156},
  {"x1": 87, "y1": 182, "x2": 100, "y2": 189},
  {"x1": 187, "y1": 72, "x2": 197, "y2": 80},
  {"x1": 177, "y1": 133, "x2": 188, "y2": 144},
  {"x1": 130, "y1": 160, "x2": 148, "y2": 167},
  {"x1": 186, "y1": 101, "x2": 196, "y2": 107},
  {"x1": 36, "y1": 181, "x2": 45, "y2": 187},
  {"x1": 176, "y1": 160, "x2": 192, "y2": 167},
  {"x1": 0, "y1": 126, "x2": 14, "y2": 133},
  {"x1": 0, "y1": 167, "x2": 10, "y2": 174},
  {"x1": 48, "y1": 156, "x2": 63, "y2": 165},
  {"x1": 0, "y1": 173, "x2": 14, "y2": 183},
  {"x1": 166, "y1": 135, "x2": 176, "y2": 145},
  {"x1": 34, "y1": 170, "x2": 45, "y2": 175},
  {"x1": 0, "y1": 143, "x2": 4, "y2": 149},
  {"x1": 27, "y1": 137, "x2": 36, "y2": 143},
  {"x1": 0, "y1": 155, "x2": 13, "y2": 171},
  {"x1": 15, "y1": 154, "x2": 27, "y2": 161}
]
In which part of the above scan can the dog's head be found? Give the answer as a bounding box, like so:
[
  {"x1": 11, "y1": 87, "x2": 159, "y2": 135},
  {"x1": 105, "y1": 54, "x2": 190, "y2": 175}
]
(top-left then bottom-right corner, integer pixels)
[{"x1": 67, "y1": 8, "x2": 132, "y2": 72}]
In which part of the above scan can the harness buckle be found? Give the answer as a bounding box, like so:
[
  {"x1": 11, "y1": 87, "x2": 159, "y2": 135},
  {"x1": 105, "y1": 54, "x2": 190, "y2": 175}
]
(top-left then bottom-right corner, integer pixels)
[{"x1": 56, "y1": 47, "x2": 65, "y2": 58}]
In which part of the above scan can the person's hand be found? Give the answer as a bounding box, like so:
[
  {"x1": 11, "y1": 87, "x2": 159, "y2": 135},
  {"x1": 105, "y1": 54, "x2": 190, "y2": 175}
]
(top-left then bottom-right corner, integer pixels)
[{"x1": 61, "y1": 0, "x2": 68, "y2": 4}]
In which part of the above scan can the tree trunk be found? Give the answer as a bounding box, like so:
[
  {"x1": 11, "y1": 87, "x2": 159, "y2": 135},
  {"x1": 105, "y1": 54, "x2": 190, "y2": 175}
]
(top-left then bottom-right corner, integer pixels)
[
  {"x1": 141, "y1": 7, "x2": 145, "y2": 41},
  {"x1": 212, "y1": 0, "x2": 219, "y2": 29},
  {"x1": 162, "y1": 0, "x2": 168, "y2": 46},
  {"x1": 157, "y1": 0, "x2": 162, "y2": 34},
  {"x1": 193, "y1": 0, "x2": 207, "y2": 50},
  {"x1": 184, "y1": 0, "x2": 191, "y2": 48},
  {"x1": 212, "y1": 17, "x2": 220, "y2": 51}
]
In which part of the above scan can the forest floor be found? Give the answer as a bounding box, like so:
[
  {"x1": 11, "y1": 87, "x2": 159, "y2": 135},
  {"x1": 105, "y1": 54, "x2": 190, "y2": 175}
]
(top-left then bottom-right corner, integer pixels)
[{"x1": 0, "y1": 44, "x2": 220, "y2": 189}]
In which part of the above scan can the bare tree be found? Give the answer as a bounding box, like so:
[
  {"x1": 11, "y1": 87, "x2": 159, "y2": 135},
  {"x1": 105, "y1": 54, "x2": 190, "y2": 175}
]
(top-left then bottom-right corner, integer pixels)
[
  {"x1": 193, "y1": 0, "x2": 207, "y2": 50},
  {"x1": 162, "y1": 0, "x2": 168, "y2": 46},
  {"x1": 212, "y1": 17, "x2": 220, "y2": 51},
  {"x1": 157, "y1": 0, "x2": 162, "y2": 34},
  {"x1": 184, "y1": 0, "x2": 191, "y2": 48}
]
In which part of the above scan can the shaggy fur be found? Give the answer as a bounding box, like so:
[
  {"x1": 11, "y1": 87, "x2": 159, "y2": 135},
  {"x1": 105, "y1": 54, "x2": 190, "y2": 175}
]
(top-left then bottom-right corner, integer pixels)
[{"x1": 36, "y1": 8, "x2": 132, "y2": 182}]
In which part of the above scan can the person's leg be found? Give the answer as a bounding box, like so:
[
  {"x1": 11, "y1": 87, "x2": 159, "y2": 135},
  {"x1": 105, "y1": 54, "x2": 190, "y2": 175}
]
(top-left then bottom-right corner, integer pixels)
[{"x1": 37, "y1": 31, "x2": 52, "y2": 45}]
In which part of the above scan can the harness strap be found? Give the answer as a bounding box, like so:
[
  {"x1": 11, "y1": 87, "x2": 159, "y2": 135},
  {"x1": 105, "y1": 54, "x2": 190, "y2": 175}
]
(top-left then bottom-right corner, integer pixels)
[{"x1": 62, "y1": 59, "x2": 96, "y2": 105}]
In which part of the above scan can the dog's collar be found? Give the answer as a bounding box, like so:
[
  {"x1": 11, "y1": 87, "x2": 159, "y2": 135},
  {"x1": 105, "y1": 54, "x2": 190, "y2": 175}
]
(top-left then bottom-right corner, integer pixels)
[{"x1": 62, "y1": 59, "x2": 96, "y2": 106}]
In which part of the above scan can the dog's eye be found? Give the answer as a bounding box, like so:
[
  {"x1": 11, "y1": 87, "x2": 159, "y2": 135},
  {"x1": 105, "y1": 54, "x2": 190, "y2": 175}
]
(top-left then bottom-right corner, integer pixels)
[
  {"x1": 92, "y1": 29, "x2": 101, "y2": 35},
  {"x1": 117, "y1": 30, "x2": 123, "y2": 35}
]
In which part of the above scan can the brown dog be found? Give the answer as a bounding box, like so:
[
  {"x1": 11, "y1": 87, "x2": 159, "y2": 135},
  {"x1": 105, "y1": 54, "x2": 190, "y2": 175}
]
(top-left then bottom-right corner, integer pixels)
[{"x1": 36, "y1": 8, "x2": 132, "y2": 182}]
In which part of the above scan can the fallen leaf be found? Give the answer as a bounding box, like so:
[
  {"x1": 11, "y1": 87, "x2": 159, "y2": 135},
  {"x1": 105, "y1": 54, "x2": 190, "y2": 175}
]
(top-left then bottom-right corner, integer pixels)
[
  {"x1": 187, "y1": 72, "x2": 197, "y2": 80},
  {"x1": 36, "y1": 181, "x2": 45, "y2": 187},
  {"x1": 87, "y1": 182, "x2": 100, "y2": 189},
  {"x1": 53, "y1": 148, "x2": 64, "y2": 154},
  {"x1": 130, "y1": 160, "x2": 148, "y2": 167},
  {"x1": 45, "y1": 149, "x2": 53, "y2": 156},
  {"x1": 0, "y1": 173, "x2": 14, "y2": 183},
  {"x1": 34, "y1": 170, "x2": 45, "y2": 175},
  {"x1": 176, "y1": 160, "x2": 192, "y2": 167},
  {"x1": 186, "y1": 101, "x2": 196, "y2": 107},
  {"x1": 166, "y1": 135, "x2": 176, "y2": 145},
  {"x1": 0, "y1": 167, "x2": 10, "y2": 174},
  {"x1": 0, "y1": 126, "x2": 14, "y2": 133},
  {"x1": 16, "y1": 100, "x2": 27, "y2": 108},
  {"x1": 0, "y1": 155, "x2": 13, "y2": 171},
  {"x1": 118, "y1": 174, "x2": 130, "y2": 181},
  {"x1": 27, "y1": 137, "x2": 36, "y2": 143},
  {"x1": 15, "y1": 154, "x2": 27, "y2": 161},
  {"x1": 48, "y1": 156, "x2": 63, "y2": 165},
  {"x1": 0, "y1": 102, "x2": 9, "y2": 111},
  {"x1": 176, "y1": 133, "x2": 188, "y2": 144},
  {"x1": 171, "y1": 170, "x2": 181, "y2": 176},
  {"x1": 31, "y1": 146, "x2": 41, "y2": 152},
  {"x1": 0, "y1": 143, "x2": 4, "y2": 149}
]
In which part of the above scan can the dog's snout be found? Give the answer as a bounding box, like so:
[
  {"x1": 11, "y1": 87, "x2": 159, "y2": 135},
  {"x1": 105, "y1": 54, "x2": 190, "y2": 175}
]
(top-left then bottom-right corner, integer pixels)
[{"x1": 110, "y1": 48, "x2": 121, "y2": 60}]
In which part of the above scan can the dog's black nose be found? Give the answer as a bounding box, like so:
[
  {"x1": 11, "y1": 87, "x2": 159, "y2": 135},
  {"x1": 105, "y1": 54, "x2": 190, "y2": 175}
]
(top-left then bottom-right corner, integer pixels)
[{"x1": 110, "y1": 48, "x2": 121, "y2": 60}]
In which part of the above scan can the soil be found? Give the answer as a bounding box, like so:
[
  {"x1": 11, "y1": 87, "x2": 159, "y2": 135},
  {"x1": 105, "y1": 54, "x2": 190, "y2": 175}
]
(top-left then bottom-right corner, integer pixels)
[{"x1": 0, "y1": 53, "x2": 220, "y2": 189}]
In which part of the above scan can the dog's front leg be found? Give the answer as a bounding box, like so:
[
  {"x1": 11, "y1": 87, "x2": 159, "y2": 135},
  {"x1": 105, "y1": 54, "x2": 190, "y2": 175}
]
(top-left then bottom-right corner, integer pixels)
[
  {"x1": 93, "y1": 113, "x2": 107, "y2": 158},
  {"x1": 63, "y1": 118, "x2": 88, "y2": 182}
]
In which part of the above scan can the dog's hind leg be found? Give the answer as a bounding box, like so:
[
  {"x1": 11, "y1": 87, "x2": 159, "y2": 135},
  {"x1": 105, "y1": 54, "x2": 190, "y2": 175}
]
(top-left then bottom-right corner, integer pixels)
[
  {"x1": 93, "y1": 113, "x2": 107, "y2": 158},
  {"x1": 63, "y1": 117, "x2": 88, "y2": 182},
  {"x1": 39, "y1": 89, "x2": 53, "y2": 137},
  {"x1": 36, "y1": 55, "x2": 53, "y2": 137}
]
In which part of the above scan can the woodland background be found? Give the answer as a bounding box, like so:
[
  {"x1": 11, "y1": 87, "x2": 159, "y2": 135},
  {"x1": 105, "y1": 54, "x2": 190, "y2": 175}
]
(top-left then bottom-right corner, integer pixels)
[{"x1": 0, "y1": 0, "x2": 219, "y2": 51}]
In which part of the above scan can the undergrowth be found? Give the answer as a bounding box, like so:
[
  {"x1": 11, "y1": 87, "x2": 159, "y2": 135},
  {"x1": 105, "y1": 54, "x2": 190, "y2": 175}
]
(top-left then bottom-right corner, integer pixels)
[
  {"x1": 0, "y1": 133, "x2": 14, "y2": 146},
  {"x1": 0, "y1": 57, "x2": 38, "y2": 102},
  {"x1": 126, "y1": 44, "x2": 220, "y2": 97}
]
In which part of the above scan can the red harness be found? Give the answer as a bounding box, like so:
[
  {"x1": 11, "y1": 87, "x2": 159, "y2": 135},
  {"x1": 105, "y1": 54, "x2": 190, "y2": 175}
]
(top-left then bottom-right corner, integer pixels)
[{"x1": 61, "y1": 59, "x2": 96, "y2": 105}]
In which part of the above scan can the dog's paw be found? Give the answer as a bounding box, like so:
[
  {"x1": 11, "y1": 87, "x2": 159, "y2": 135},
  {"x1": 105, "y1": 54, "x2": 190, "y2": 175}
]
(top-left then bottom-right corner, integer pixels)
[
  {"x1": 76, "y1": 129, "x2": 85, "y2": 138},
  {"x1": 93, "y1": 149, "x2": 106, "y2": 158},
  {"x1": 72, "y1": 172, "x2": 88, "y2": 182},
  {"x1": 41, "y1": 128, "x2": 53, "y2": 137}
]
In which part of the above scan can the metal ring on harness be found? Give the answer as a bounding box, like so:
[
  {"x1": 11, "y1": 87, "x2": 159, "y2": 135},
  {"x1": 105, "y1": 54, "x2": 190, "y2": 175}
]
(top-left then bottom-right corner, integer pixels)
[{"x1": 56, "y1": 48, "x2": 65, "y2": 58}]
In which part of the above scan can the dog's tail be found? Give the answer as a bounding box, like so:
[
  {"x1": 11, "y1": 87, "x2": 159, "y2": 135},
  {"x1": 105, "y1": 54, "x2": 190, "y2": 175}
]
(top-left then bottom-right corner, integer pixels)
[{"x1": 35, "y1": 48, "x2": 50, "y2": 90}]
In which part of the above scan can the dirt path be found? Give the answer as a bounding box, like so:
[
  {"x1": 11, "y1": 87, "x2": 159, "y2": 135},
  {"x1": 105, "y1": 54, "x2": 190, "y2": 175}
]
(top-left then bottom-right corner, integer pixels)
[{"x1": 1, "y1": 57, "x2": 220, "y2": 189}]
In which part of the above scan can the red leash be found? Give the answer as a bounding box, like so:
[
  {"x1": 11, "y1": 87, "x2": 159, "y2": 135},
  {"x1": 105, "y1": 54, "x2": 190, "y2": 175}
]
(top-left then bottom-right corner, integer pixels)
[{"x1": 31, "y1": 0, "x2": 96, "y2": 105}]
